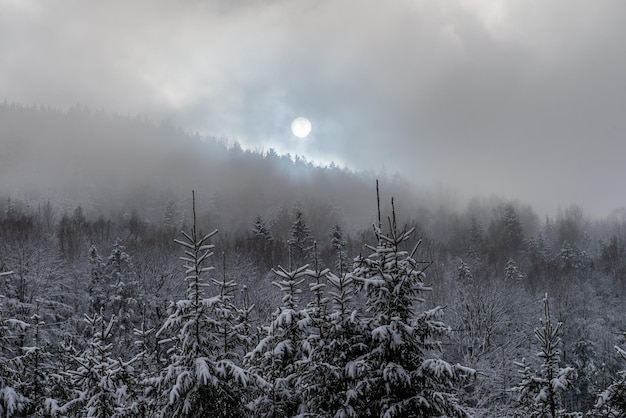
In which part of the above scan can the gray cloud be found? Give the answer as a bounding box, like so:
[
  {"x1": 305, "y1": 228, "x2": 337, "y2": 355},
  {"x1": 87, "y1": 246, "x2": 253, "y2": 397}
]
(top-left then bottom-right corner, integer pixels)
[{"x1": 2, "y1": 0, "x2": 626, "y2": 216}]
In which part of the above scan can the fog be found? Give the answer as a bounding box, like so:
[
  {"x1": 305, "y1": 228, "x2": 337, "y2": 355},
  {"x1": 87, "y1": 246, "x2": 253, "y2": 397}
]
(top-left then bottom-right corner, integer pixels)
[
  {"x1": 2, "y1": 1, "x2": 626, "y2": 217},
  {"x1": 0, "y1": 104, "x2": 431, "y2": 235}
]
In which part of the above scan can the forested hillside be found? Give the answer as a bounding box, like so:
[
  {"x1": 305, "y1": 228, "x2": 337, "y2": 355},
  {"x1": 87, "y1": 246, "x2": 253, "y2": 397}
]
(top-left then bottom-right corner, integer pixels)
[
  {"x1": 0, "y1": 103, "x2": 422, "y2": 235},
  {"x1": 2, "y1": 105, "x2": 626, "y2": 416}
]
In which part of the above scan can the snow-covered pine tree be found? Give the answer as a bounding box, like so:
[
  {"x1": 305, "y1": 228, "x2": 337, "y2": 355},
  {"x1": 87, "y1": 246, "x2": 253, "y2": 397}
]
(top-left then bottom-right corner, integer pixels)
[
  {"x1": 301, "y1": 249, "x2": 367, "y2": 417},
  {"x1": 234, "y1": 285, "x2": 255, "y2": 357},
  {"x1": 505, "y1": 258, "x2": 524, "y2": 283},
  {"x1": 290, "y1": 207, "x2": 313, "y2": 266},
  {"x1": 296, "y1": 242, "x2": 332, "y2": 416},
  {"x1": 150, "y1": 192, "x2": 249, "y2": 418},
  {"x1": 88, "y1": 245, "x2": 107, "y2": 313},
  {"x1": 88, "y1": 241, "x2": 140, "y2": 357},
  {"x1": 512, "y1": 294, "x2": 577, "y2": 417},
  {"x1": 330, "y1": 224, "x2": 349, "y2": 275},
  {"x1": 0, "y1": 293, "x2": 28, "y2": 417},
  {"x1": 512, "y1": 357, "x2": 543, "y2": 417},
  {"x1": 212, "y1": 252, "x2": 244, "y2": 360},
  {"x1": 349, "y1": 198, "x2": 474, "y2": 418},
  {"x1": 307, "y1": 242, "x2": 329, "y2": 328},
  {"x1": 252, "y1": 215, "x2": 273, "y2": 245},
  {"x1": 128, "y1": 305, "x2": 156, "y2": 418},
  {"x1": 593, "y1": 336, "x2": 626, "y2": 417},
  {"x1": 14, "y1": 302, "x2": 54, "y2": 416},
  {"x1": 245, "y1": 261, "x2": 312, "y2": 417},
  {"x1": 105, "y1": 240, "x2": 139, "y2": 353},
  {"x1": 57, "y1": 310, "x2": 136, "y2": 418},
  {"x1": 458, "y1": 259, "x2": 474, "y2": 283},
  {"x1": 45, "y1": 336, "x2": 79, "y2": 416}
]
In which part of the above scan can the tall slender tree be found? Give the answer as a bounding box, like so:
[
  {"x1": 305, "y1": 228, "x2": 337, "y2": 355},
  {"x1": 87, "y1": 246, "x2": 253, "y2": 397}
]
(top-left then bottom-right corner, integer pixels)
[
  {"x1": 149, "y1": 192, "x2": 249, "y2": 418},
  {"x1": 330, "y1": 224, "x2": 349, "y2": 275},
  {"x1": 290, "y1": 207, "x2": 313, "y2": 266},
  {"x1": 512, "y1": 294, "x2": 577, "y2": 417}
]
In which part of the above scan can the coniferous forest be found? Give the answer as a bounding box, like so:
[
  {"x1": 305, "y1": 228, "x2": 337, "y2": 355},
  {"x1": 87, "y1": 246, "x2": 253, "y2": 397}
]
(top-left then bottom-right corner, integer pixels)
[{"x1": 3, "y1": 105, "x2": 626, "y2": 417}]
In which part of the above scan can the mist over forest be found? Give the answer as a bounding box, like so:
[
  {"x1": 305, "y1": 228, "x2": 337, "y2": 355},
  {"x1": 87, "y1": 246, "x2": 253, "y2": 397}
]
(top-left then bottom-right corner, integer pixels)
[
  {"x1": 3, "y1": 0, "x2": 626, "y2": 415},
  {"x1": 0, "y1": 103, "x2": 437, "y2": 234},
  {"x1": 2, "y1": 103, "x2": 626, "y2": 416}
]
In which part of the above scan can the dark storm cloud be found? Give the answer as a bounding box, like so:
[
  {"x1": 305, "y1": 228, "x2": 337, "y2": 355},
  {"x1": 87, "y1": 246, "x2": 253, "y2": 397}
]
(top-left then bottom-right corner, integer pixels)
[{"x1": 2, "y1": 0, "x2": 626, "y2": 216}]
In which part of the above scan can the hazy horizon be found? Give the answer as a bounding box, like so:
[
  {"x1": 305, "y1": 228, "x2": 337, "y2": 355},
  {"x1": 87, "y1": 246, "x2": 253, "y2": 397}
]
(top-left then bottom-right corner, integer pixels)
[{"x1": 2, "y1": 1, "x2": 626, "y2": 218}]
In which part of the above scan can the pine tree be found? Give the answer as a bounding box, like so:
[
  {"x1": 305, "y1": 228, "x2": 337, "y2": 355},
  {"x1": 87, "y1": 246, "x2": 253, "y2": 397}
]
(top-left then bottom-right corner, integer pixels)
[
  {"x1": 212, "y1": 252, "x2": 243, "y2": 360},
  {"x1": 150, "y1": 192, "x2": 249, "y2": 418},
  {"x1": 468, "y1": 217, "x2": 486, "y2": 260},
  {"x1": 296, "y1": 243, "x2": 333, "y2": 416},
  {"x1": 505, "y1": 258, "x2": 524, "y2": 283},
  {"x1": 129, "y1": 306, "x2": 156, "y2": 418},
  {"x1": 302, "y1": 250, "x2": 367, "y2": 417},
  {"x1": 290, "y1": 208, "x2": 313, "y2": 266},
  {"x1": 0, "y1": 300, "x2": 28, "y2": 417},
  {"x1": 348, "y1": 198, "x2": 474, "y2": 418},
  {"x1": 235, "y1": 285, "x2": 255, "y2": 357},
  {"x1": 88, "y1": 245, "x2": 107, "y2": 313},
  {"x1": 503, "y1": 204, "x2": 524, "y2": 254},
  {"x1": 252, "y1": 216, "x2": 273, "y2": 244},
  {"x1": 513, "y1": 357, "x2": 544, "y2": 416},
  {"x1": 458, "y1": 259, "x2": 474, "y2": 283},
  {"x1": 246, "y1": 262, "x2": 312, "y2": 417},
  {"x1": 57, "y1": 311, "x2": 136, "y2": 418},
  {"x1": 330, "y1": 224, "x2": 349, "y2": 275},
  {"x1": 106, "y1": 241, "x2": 139, "y2": 351},
  {"x1": 594, "y1": 338, "x2": 626, "y2": 417},
  {"x1": 512, "y1": 294, "x2": 577, "y2": 417},
  {"x1": 88, "y1": 241, "x2": 140, "y2": 357},
  {"x1": 487, "y1": 203, "x2": 524, "y2": 271},
  {"x1": 163, "y1": 200, "x2": 178, "y2": 231},
  {"x1": 14, "y1": 302, "x2": 54, "y2": 416},
  {"x1": 251, "y1": 215, "x2": 275, "y2": 267}
]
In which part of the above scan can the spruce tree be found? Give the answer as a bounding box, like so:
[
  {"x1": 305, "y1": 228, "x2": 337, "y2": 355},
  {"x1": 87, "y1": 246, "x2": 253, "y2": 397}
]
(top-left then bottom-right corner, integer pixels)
[
  {"x1": 150, "y1": 192, "x2": 249, "y2": 418},
  {"x1": 505, "y1": 258, "x2": 524, "y2": 283},
  {"x1": 57, "y1": 311, "x2": 135, "y2": 418},
  {"x1": 251, "y1": 215, "x2": 275, "y2": 268},
  {"x1": 105, "y1": 240, "x2": 139, "y2": 353},
  {"x1": 14, "y1": 302, "x2": 54, "y2": 417},
  {"x1": 88, "y1": 241, "x2": 139, "y2": 357},
  {"x1": 593, "y1": 337, "x2": 626, "y2": 417},
  {"x1": 212, "y1": 252, "x2": 244, "y2": 360},
  {"x1": 290, "y1": 208, "x2": 313, "y2": 266},
  {"x1": 330, "y1": 224, "x2": 349, "y2": 275},
  {"x1": 296, "y1": 243, "x2": 332, "y2": 416},
  {"x1": 88, "y1": 245, "x2": 107, "y2": 313},
  {"x1": 512, "y1": 294, "x2": 577, "y2": 417},
  {"x1": 302, "y1": 250, "x2": 367, "y2": 417},
  {"x1": 0, "y1": 302, "x2": 28, "y2": 417},
  {"x1": 246, "y1": 261, "x2": 312, "y2": 417},
  {"x1": 129, "y1": 306, "x2": 156, "y2": 418},
  {"x1": 348, "y1": 199, "x2": 474, "y2": 418},
  {"x1": 235, "y1": 285, "x2": 255, "y2": 357}
]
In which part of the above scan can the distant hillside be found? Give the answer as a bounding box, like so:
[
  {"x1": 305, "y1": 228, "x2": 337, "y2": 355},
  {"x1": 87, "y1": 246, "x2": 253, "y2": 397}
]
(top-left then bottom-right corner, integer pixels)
[{"x1": 0, "y1": 103, "x2": 424, "y2": 234}]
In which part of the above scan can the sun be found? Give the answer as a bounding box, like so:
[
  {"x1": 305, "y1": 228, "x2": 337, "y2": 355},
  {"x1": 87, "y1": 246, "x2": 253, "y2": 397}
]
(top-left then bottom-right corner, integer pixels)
[{"x1": 291, "y1": 117, "x2": 312, "y2": 138}]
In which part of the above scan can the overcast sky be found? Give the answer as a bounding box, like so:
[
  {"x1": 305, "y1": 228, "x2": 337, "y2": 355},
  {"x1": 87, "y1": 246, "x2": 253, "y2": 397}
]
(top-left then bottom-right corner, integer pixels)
[{"x1": 1, "y1": 0, "x2": 626, "y2": 217}]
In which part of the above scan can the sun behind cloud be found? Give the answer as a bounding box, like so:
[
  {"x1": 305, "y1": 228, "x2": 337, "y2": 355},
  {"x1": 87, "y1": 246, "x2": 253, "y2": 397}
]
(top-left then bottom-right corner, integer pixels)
[{"x1": 291, "y1": 116, "x2": 312, "y2": 138}]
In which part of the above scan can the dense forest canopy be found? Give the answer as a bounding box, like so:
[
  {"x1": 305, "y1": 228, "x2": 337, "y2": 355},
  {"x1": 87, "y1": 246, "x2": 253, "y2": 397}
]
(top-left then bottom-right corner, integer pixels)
[{"x1": 3, "y1": 104, "x2": 626, "y2": 416}]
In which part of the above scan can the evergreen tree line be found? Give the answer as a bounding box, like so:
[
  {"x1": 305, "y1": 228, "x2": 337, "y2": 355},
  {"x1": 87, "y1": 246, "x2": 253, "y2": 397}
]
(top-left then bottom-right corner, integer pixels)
[
  {"x1": 0, "y1": 192, "x2": 475, "y2": 417},
  {"x1": 3, "y1": 191, "x2": 626, "y2": 416}
]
